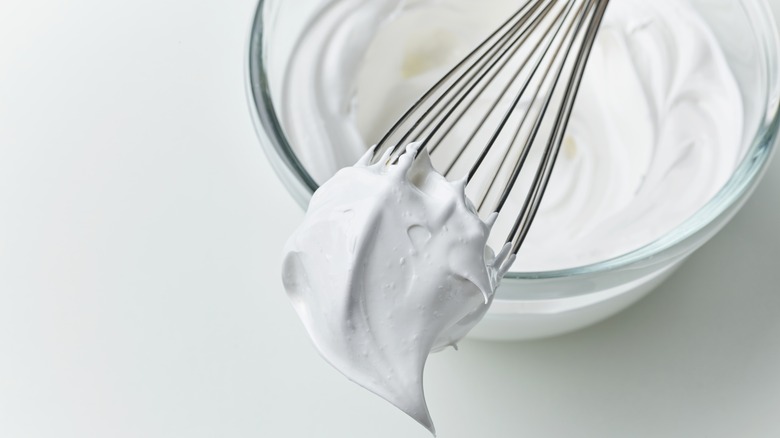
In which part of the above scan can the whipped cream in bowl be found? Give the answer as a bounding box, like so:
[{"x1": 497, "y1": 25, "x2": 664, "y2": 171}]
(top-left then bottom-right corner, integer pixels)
[{"x1": 250, "y1": 0, "x2": 779, "y2": 340}]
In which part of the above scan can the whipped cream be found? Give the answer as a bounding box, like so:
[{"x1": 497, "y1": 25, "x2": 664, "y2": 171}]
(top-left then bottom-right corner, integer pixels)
[
  {"x1": 282, "y1": 144, "x2": 512, "y2": 433},
  {"x1": 282, "y1": 0, "x2": 744, "y2": 271},
  {"x1": 279, "y1": 0, "x2": 745, "y2": 432}
]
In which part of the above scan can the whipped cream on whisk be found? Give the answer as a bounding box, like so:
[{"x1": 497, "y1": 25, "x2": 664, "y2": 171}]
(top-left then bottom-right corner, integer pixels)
[{"x1": 282, "y1": 143, "x2": 512, "y2": 433}]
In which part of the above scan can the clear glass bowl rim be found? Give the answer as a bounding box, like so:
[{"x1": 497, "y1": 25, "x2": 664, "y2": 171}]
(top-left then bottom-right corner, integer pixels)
[{"x1": 247, "y1": 0, "x2": 780, "y2": 280}]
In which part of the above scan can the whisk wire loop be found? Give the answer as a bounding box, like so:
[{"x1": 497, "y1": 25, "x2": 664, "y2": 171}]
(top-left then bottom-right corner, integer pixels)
[{"x1": 373, "y1": 0, "x2": 610, "y2": 256}]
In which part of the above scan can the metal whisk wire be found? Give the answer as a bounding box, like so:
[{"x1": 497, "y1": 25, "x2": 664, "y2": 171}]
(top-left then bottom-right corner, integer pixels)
[{"x1": 372, "y1": 0, "x2": 610, "y2": 255}]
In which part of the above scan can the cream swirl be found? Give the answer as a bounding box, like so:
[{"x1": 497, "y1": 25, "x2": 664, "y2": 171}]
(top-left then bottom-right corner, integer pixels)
[{"x1": 281, "y1": 0, "x2": 744, "y2": 271}]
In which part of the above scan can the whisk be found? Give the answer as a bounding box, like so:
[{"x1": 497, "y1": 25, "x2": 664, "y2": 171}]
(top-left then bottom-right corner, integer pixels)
[{"x1": 373, "y1": 0, "x2": 610, "y2": 256}]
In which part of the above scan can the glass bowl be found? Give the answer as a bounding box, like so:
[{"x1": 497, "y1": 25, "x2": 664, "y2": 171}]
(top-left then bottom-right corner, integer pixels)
[{"x1": 247, "y1": 0, "x2": 780, "y2": 340}]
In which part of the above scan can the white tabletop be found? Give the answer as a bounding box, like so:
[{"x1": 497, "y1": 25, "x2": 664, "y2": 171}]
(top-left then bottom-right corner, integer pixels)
[{"x1": 1, "y1": 1, "x2": 779, "y2": 437}]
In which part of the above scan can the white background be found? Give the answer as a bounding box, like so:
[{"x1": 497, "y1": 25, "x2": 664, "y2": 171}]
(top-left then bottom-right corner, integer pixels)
[{"x1": 1, "y1": 1, "x2": 780, "y2": 437}]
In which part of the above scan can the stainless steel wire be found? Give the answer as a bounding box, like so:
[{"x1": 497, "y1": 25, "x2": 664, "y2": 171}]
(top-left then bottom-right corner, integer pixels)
[{"x1": 372, "y1": 0, "x2": 610, "y2": 255}]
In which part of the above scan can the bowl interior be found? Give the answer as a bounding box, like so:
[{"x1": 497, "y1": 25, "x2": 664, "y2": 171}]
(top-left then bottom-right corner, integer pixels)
[{"x1": 248, "y1": 0, "x2": 780, "y2": 278}]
